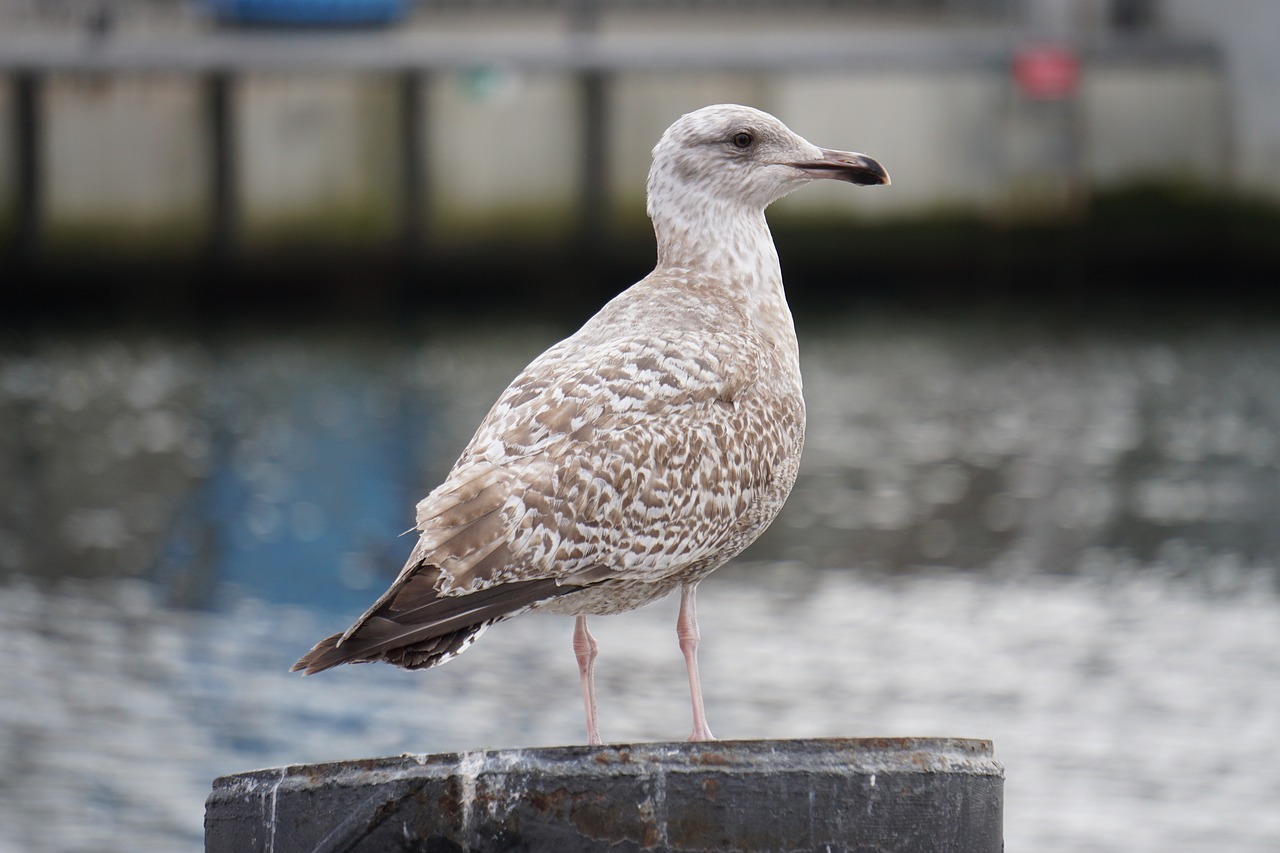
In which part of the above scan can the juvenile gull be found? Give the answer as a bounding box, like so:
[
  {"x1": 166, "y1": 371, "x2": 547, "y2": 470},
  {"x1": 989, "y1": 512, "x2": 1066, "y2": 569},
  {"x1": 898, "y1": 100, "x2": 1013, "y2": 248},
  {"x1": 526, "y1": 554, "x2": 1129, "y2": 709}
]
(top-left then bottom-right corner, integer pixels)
[{"x1": 293, "y1": 104, "x2": 889, "y2": 744}]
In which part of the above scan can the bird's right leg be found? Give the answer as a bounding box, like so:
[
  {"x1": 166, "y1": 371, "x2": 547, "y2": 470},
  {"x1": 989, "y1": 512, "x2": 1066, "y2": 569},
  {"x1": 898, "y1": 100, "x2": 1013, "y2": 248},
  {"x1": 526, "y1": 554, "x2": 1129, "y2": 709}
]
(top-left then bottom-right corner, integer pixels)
[
  {"x1": 573, "y1": 615, "x2": 602, "y2": 745},
  {"x1": 678, "y1": 584, "x2": 716, "y2": 742}
]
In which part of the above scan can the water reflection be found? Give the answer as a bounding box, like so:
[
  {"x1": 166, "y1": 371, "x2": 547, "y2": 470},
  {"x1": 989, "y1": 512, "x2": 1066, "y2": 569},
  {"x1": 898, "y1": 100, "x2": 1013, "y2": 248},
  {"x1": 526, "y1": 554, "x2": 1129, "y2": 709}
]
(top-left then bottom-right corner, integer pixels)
[
  {"x1": 1, "y1": 316, "x2": 1278, "y2": 851},
  {"x1": 792, "y1": 321, "x2": 1278, "y2": 586}
]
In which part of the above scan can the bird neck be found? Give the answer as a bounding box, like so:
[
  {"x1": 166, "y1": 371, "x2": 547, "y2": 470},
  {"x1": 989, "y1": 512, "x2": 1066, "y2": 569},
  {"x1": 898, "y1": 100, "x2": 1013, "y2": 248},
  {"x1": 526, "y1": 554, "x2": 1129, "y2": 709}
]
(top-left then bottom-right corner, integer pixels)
[
  {"x1": 651, "y1": 199, "x2": 797, "y2": 355},
  {"x1": 652, "y1": 190, "x2": 777, "y2": 270}
]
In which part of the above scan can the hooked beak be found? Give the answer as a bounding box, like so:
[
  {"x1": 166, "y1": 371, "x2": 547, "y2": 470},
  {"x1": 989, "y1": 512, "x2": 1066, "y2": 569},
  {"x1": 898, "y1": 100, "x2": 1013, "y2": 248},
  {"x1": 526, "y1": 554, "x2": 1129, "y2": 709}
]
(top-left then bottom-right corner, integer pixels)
[{"x1": 790, "y1": 148, "x2": 890, "y2": 186}]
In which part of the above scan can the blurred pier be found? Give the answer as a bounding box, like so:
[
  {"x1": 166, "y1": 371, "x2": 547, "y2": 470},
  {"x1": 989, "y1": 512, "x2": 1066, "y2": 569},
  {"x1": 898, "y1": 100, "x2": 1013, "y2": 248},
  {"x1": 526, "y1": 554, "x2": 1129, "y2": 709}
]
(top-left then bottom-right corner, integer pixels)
[
  {"x1": 0, "y1": 10, "x2": 1231, "y2": 276},
  {"x1": 5, "y1": 0, "x2": 1280, "y2": 324}
]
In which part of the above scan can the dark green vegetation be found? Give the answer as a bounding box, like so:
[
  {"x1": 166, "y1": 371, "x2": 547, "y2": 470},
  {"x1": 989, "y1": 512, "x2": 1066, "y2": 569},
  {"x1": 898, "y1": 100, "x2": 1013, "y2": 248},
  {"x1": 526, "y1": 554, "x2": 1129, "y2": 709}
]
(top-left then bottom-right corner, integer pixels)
[{"x1": 4, "y1": 183, "x2": 1278, "y2": 328}]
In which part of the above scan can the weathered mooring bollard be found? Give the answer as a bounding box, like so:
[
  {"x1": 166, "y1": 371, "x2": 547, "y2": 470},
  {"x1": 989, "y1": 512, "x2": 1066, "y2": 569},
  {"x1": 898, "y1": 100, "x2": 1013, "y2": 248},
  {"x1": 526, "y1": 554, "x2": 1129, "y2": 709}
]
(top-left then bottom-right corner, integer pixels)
[{"x1": 205, "y1": 737, "x2": 1002, "y2": 852}]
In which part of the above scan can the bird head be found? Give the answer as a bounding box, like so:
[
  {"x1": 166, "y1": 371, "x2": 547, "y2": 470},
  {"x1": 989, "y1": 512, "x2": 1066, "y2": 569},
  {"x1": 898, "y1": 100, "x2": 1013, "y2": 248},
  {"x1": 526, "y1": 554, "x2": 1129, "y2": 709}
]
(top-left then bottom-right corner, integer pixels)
[{"x1": 646, "y1": 104, "x2": 890, "y2": 219}]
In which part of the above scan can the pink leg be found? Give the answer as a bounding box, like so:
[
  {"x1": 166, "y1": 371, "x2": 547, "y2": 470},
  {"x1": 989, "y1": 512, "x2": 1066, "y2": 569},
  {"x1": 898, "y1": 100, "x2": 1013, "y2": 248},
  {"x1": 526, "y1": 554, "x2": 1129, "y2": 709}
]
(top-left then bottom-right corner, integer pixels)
[
  {"x1": 573, "y1": 615, "x2": 602, "y2": 745},
  {"x1": 678, "y1": 584, "x2": 716, "y2": 742}
]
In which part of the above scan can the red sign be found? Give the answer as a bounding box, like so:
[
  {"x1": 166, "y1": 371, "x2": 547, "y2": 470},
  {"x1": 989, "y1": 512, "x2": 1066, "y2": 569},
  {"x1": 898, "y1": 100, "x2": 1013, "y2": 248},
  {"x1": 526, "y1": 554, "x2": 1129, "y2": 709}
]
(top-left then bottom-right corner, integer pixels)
[{"x1": 1013, "y1": 44, "x2": 1082, "y2": 100}]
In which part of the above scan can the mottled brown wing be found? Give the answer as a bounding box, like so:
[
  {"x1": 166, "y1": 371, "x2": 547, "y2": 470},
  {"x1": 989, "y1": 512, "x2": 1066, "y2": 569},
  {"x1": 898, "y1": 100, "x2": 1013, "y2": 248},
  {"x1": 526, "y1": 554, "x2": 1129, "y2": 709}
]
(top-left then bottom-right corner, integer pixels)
[
  {"x1": 293, "y1": 326, "x2": 801, "y2": 674},
  {"x1": 417, "y1": 327, "x2": 801, "y2": 593}
]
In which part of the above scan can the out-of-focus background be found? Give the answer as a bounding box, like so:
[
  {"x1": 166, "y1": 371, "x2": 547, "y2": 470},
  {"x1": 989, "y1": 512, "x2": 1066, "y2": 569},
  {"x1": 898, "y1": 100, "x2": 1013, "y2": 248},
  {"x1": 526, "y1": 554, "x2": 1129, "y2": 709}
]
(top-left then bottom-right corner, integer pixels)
[{"x1": 2, "y1": 1, "x2": 1279, "y2": 851}]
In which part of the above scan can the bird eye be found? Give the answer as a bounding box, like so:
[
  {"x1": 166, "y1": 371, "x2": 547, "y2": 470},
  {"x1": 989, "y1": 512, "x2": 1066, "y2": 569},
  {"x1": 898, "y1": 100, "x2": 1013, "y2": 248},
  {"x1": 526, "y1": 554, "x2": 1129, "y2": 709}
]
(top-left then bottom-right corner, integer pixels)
[{"x1": 732, "y1": 132, "x2": 753, "y2": 149}]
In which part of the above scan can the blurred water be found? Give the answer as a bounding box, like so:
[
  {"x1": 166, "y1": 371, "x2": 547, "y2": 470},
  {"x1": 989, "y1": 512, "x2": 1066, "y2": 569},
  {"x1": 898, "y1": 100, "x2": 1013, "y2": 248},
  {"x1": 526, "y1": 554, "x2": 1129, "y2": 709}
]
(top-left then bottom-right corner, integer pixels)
[{"x1": 2, "y1": 316, "x2": 1279, "y2": 852}]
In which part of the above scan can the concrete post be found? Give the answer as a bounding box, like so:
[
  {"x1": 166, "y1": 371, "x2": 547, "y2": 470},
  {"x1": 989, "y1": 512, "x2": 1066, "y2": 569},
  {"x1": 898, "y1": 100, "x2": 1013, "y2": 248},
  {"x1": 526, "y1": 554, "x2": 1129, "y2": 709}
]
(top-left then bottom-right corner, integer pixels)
[{"x1": 206, "y1": 737, "x2": 1002, "y2": 852}]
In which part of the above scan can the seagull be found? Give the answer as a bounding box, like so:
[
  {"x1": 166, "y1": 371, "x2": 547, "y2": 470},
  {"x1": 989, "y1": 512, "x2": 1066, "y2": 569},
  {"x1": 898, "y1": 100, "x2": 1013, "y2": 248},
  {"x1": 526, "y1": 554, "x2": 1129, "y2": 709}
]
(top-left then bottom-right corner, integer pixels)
[{"x1": 292, "y1": 104, "x2": 889, "y2": 744}]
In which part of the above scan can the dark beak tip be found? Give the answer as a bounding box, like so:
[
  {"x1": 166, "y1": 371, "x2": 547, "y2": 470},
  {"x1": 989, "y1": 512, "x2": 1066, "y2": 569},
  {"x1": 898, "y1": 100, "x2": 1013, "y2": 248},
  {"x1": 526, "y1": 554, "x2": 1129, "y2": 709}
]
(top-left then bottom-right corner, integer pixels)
[
  {"x1": 847, "y1": 155, "x2": 890, "y2": 187},
  {"x1": 794, "y1": 151, "x2": 890, "y2": 187},
  {"x1": 857, "y1": 165, "x2": 891, "y2": 187}
]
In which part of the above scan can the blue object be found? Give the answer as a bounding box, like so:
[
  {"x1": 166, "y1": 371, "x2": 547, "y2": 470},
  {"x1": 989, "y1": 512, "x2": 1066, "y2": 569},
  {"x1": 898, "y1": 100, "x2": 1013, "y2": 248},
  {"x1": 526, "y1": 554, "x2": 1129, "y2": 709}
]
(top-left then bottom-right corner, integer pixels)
[
  {"x1": 208, "y1": 0, "x2": 408, "y2": 26},
  {"x1": 149, "y1": 349, "x2": 435, "y2": 614}
]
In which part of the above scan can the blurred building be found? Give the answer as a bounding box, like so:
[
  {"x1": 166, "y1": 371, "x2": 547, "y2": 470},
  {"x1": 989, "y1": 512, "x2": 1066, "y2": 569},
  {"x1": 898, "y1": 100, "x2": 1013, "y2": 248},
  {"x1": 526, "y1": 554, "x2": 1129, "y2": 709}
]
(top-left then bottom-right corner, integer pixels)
[{"x1": 0, "y1": 0, "x2": 1276, "y2": 257}]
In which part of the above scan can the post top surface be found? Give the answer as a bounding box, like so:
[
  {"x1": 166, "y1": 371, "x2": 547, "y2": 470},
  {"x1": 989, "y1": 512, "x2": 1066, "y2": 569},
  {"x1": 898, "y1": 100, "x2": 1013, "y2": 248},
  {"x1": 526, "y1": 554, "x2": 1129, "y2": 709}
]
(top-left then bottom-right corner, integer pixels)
[{"x1": 213, "y1": 736, "x2": 1002, "y2": 795}]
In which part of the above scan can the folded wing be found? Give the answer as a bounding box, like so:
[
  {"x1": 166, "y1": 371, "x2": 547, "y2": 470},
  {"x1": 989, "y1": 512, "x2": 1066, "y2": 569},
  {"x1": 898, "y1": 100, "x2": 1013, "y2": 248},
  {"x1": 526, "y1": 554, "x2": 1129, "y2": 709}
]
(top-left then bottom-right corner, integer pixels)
[{"x1": 292, "y1": 326, "x2": 801, "y2": 674}]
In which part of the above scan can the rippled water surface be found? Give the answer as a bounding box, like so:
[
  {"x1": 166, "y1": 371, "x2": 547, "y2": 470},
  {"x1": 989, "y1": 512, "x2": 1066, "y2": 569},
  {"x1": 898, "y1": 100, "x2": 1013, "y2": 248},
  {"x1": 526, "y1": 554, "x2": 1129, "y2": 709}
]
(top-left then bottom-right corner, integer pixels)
[{"x1": 2, "y1": 316, "x2": 1279, "y2": 851}]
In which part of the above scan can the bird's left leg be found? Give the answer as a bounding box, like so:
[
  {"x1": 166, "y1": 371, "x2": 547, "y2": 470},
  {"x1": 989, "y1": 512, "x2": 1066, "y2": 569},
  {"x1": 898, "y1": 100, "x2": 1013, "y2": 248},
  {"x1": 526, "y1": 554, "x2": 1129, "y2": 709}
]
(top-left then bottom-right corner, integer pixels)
[
  {"x1": 677, "y1": 583, "x2": 715, "y2": 742},
  {"x1": 573, "y1": 615, "x2": 602, "y2": 745}
]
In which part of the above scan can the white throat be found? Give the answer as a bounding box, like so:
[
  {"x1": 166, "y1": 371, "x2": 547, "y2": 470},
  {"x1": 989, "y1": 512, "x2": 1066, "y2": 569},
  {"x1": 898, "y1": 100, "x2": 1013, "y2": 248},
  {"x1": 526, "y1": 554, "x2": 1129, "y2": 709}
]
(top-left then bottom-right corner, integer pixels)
[{"x1": 649, "y1": 186, "x2": 795, "y2": 357}]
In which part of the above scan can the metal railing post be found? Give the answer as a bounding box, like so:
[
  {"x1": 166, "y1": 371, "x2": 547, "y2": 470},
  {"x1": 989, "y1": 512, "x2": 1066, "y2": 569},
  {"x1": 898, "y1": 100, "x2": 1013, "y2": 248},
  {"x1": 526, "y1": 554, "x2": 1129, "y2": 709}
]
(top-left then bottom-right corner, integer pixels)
[
  {"x1": 578, "y1": 68, "x2": 609, "y2": 251},
  {"x1": 399, "y1": 69, "x2": 427, "y2": 265},
  {"x1": 14, "y1": 71, "x2": 41, "y2": 268},
  {"x1": 207, "y1": 70, "x2": 237, "y2": 266}
]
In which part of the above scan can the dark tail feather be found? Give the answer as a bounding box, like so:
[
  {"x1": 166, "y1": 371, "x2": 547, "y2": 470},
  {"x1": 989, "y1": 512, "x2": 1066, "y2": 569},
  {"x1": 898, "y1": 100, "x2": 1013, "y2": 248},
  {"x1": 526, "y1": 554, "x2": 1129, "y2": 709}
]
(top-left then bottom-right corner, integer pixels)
[
  {"x1": 291, "y1": 576, "x2": 577, "y2": 676},
  {"x1": 291, "y1": 632, "x2": 356, "y2": 675},
  {"x1": 291, "y1": 624, "x2": 489, "y2": 675}
]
